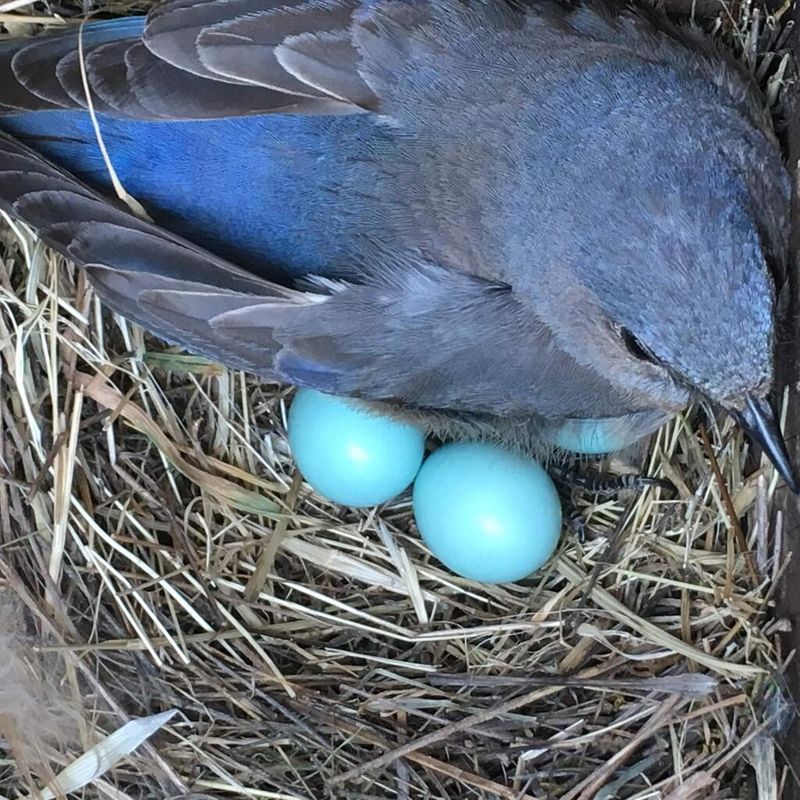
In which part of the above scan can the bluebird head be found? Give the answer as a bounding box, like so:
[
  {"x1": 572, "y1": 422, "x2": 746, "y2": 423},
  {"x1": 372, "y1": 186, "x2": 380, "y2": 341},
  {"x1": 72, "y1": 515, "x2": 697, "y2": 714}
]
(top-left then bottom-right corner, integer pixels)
[{"x1": 534, "y1": 145, "x2": 797, "y2": 490}]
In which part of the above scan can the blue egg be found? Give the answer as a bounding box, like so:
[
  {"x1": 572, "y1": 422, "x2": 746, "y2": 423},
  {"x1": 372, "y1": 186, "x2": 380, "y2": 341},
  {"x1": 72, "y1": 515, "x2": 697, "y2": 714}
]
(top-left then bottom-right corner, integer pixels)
[
  {"x1": 541, "y1": 418, "x2": 645, "y2": 455},
  {"x1": 542, "y1": 419, "x2": 633, "y2": 455},
  {"x1": 288, "y1": 389, "x2": 425, "y2": 507},
  {"x1": 413, "y1": 442, "x2": 562, "y2": 583},
  {"x1": 540, "y1": 411, "x2": 672, "y2": 455}
]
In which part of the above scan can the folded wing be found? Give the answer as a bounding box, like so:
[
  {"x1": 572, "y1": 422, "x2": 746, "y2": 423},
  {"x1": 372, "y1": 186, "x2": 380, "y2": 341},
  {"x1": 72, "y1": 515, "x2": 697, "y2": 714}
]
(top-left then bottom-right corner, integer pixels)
[{"x1": 0, "y1": 131, "x2": 638, "y2": 419}]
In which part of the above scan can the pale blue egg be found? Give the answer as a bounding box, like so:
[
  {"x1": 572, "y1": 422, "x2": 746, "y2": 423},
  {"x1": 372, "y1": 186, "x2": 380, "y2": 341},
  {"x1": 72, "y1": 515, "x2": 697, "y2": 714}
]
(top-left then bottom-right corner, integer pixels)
[
  {"x1": 288, "y1": 389, "x2": 425, "y2": 507},
  {"x1": 413, "y1": 442, "x2": 562, "y2": 583},
  {"x1": 542, "y1": 418, "x2": 635, "y2": 455},
  {"x1": 540, "y1": 411, "x2": 672, "y2": 455}
]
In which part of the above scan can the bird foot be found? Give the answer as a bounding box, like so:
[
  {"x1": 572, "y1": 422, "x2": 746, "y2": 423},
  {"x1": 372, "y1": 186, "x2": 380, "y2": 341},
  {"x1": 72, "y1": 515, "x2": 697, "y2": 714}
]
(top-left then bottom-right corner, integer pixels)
[
  {"x1": 550, "y1": 463, "x2": 674, "y2": 499},
  {"x1": 553, "y1": 463, "x2": 674, "y2": 544}
]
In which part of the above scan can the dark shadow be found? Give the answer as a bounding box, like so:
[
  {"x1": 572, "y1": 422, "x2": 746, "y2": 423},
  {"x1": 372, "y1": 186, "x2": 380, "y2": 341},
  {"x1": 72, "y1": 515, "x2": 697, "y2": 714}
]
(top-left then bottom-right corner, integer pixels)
[{"x1": 774, "y1": 1, "x2": 800, "y2": 794}]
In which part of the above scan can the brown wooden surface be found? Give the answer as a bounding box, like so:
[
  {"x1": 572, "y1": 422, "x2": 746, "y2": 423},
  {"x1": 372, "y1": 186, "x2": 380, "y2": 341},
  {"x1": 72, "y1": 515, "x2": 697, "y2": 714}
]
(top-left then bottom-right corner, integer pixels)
[{"x1": 772, "y1": 1, "x2": 800, "y2": 796}]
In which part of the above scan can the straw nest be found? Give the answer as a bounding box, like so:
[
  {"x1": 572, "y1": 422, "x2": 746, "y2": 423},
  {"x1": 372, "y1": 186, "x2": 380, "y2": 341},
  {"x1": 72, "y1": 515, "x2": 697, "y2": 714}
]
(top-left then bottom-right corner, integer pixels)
[{"x1": 0, "y1": 2, "x2": 796, "y2": 798}]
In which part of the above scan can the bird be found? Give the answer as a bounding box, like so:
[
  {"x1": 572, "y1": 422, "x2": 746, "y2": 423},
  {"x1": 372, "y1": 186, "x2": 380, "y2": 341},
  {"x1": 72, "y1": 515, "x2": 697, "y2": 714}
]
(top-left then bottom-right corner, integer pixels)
[{"x1": 0, "y1": 0, "x2": 796, "y2": 491}]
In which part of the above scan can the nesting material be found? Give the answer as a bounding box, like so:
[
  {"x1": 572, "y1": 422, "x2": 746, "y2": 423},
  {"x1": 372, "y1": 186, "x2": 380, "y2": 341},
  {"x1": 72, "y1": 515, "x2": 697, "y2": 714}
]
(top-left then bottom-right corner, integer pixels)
[{"x1": 0, "y1": 2, "x2": 796, "y2": 798}]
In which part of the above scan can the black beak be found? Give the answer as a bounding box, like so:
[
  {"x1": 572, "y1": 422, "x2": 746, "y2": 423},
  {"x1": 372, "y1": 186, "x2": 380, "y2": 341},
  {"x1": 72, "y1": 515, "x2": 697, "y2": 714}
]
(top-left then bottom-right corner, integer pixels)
[{"x1": 733, "y1": 395, "x2": 799, "y2": 494}]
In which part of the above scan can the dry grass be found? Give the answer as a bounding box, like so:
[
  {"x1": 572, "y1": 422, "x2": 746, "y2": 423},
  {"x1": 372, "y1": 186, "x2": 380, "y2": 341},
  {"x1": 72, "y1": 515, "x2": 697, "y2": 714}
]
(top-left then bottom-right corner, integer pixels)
[{"x1": 0, "y1": 2, "x2": 797, "y2": 798}]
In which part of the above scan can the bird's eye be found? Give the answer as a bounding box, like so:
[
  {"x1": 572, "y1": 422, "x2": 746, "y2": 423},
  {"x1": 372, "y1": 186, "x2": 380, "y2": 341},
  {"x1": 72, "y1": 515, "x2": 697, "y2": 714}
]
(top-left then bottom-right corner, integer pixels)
[{"x1": 619, "y1": 326, "x2": 659, "y2": 364}]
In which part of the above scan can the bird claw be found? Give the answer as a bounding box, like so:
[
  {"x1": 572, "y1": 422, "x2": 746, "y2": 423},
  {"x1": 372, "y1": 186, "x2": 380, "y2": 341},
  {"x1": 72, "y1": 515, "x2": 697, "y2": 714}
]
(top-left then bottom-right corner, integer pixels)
[
  {"x1": 551, "y1": 463, "x2": 675, "y2": 499},
  {"x1": 565, "y1": 512, "x2": 588, "y2": 544}
]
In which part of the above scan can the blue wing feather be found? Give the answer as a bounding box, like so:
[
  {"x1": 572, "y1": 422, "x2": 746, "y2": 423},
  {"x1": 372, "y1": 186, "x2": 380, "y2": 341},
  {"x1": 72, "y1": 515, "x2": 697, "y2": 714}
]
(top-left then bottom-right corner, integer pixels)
[{"x1": 2, "y1": 108, "x2": 382, "y2": 279}]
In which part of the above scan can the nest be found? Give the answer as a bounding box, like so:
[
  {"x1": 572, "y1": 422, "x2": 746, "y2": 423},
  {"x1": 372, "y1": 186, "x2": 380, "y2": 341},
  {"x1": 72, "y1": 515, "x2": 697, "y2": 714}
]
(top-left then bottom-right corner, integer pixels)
[{"x1": 0, "y1": 1, "x2": 796, "y2": 798}]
